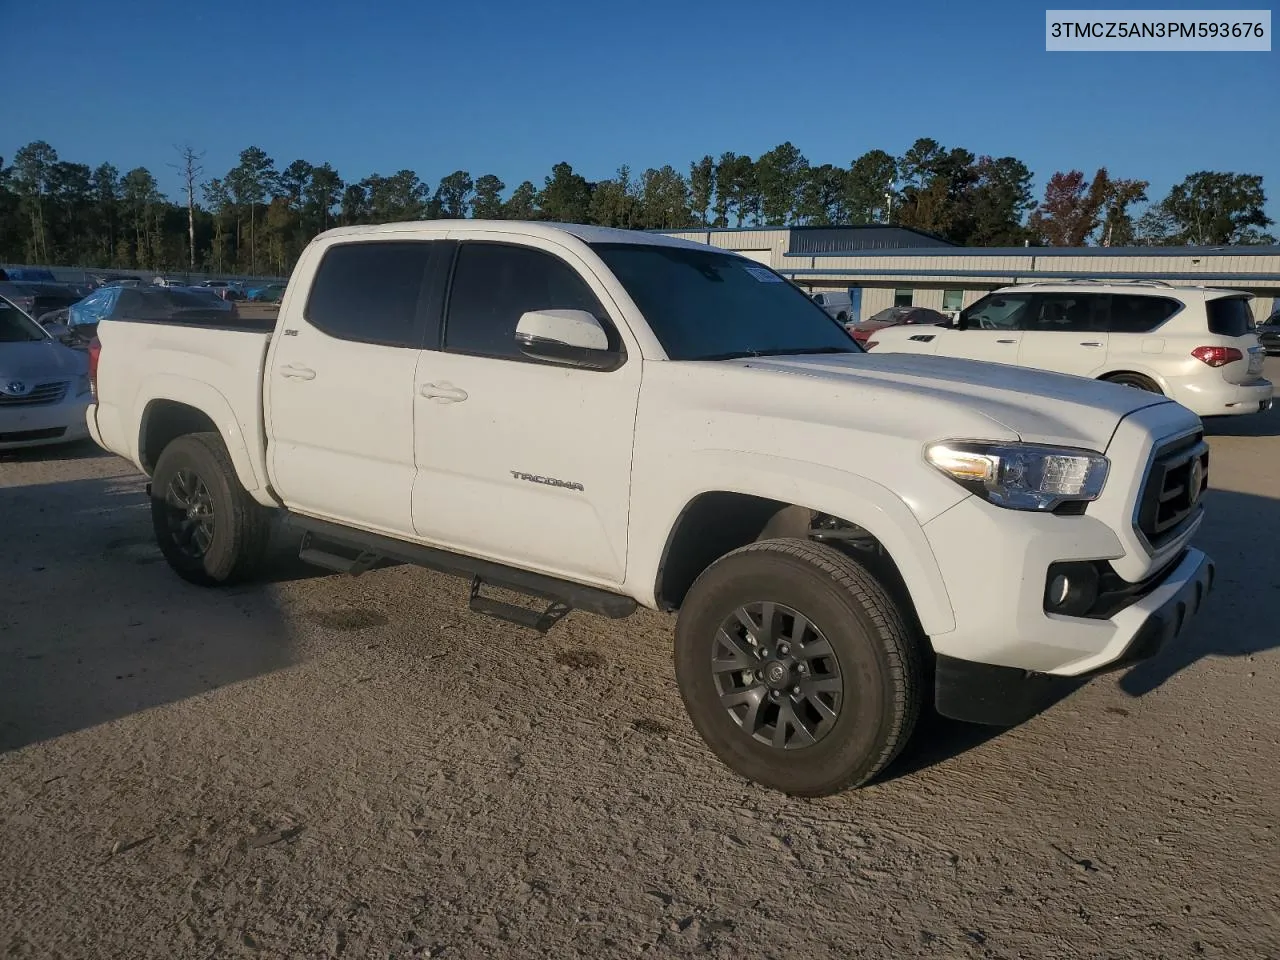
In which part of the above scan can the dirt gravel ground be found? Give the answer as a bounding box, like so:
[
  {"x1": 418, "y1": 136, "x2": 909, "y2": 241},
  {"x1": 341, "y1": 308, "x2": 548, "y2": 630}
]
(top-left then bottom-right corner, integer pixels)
[{"x1": 3, "y1": 364, "x2": 1279, "y2": 959}]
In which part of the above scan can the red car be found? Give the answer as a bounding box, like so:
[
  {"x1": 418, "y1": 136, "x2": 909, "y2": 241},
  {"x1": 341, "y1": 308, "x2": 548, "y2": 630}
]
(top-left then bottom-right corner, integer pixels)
[{"x1": 848, "y1": 307, "x2": 951, "y2": 346}]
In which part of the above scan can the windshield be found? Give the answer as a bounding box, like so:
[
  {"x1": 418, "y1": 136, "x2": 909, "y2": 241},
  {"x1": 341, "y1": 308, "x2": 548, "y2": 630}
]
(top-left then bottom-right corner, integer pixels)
[
  {"x1": 590, "y1": 243, "x2": 860, "y2": 361},
  {"x1": 0, "y1": 301, "x2": 48, "y2": 342}
]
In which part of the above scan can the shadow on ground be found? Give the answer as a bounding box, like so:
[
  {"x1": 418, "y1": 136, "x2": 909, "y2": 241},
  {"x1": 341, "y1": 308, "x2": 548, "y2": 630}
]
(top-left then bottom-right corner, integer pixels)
[
  {"x1": 1202, "y1": 407, "x2": 1280, "y2": 438},
  {"x1": 0, "y1": 439, "x2": 112, "y2": 464},
  {"x1": 0, "y1": 465, "x2": 326, "y2": 753}
]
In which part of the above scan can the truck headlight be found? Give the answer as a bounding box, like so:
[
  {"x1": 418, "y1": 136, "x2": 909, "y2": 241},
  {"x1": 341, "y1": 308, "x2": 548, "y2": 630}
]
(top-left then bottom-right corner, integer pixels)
[{"x1": 925, "y1": 441, "x2": 1109, "y2": 512}]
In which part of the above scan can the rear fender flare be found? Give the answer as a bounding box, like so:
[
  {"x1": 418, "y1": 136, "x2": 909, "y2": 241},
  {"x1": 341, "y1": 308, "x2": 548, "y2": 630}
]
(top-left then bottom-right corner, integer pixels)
[{"x1": 135, "y1": 375, "x2": 264, "y2": 494}]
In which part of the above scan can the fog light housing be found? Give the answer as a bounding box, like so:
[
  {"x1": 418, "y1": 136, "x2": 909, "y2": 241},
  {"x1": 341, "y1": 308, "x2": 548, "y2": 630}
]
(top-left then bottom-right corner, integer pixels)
[{"x1": 1044, "y1": 561, "x2": 1101, "y2": 617}]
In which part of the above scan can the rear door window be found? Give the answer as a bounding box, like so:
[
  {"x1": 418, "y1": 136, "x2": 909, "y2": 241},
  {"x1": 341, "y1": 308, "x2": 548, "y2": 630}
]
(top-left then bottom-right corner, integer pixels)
[
  {"x1": 305, "y1": 241, "x2": 442, "y2": 348},
  {"x1": 1206, "y1": 297, "x2": 1256, "y2": 337},
  {"x1": 1026, "y1": 293, "x2": 1108, "y2": 332}
]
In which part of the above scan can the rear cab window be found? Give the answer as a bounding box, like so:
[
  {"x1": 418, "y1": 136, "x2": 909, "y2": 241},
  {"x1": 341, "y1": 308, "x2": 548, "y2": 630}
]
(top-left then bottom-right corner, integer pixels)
[
  {"x1": 1206, "y1": 297, "x2": 1256, "y2": 337},
  {"x1": 304, "y1": 241, "x2": 446, "y2": 348}
]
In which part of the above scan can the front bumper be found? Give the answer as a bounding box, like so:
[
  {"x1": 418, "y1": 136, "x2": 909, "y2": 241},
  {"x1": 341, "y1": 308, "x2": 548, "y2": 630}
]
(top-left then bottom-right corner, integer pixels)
[
  {"x1": 0, "y1": 395, "x2": 91, "y2": 450},
  {"x1": 935, "y1": 547, "x2": 1214, "y2": 725}
]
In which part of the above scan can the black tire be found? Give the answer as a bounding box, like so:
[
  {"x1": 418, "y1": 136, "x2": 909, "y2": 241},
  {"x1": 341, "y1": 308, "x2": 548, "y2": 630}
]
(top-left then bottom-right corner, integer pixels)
[
  {"x1": 1105, "y1": 372, "x2": 1163, "y2": 394},
  {"x1": 674, "y1": 538, "x2": 923, "y2": 796},
  {"x1": 836, "y1": 312, "x2": 849, "y2": 324},
  {"x1": 150, "y1": 432, "x2": 271, "y2": 586}
]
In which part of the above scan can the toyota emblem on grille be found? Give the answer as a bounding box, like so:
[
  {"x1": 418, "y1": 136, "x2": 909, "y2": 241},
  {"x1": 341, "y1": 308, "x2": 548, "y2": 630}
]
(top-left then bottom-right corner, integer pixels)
[
  {"x1": 2, "y1": 381, "x2": 27, "y2": 395},
  {"x1": 1188, "y1": 458, "x2": 1204, "y2": 505}
]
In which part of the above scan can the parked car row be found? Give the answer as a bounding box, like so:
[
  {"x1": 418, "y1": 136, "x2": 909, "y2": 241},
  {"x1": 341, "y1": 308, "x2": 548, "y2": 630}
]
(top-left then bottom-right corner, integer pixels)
[{"x1": 862, "y1": 281, "x2": 1273, "y2": 418}]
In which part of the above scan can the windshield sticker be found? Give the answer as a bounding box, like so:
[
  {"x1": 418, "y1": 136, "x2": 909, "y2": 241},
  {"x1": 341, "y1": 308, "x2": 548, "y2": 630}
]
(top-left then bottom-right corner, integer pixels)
[{"x1": 743, "y1": 266, "x2": 783, "y2": 283}]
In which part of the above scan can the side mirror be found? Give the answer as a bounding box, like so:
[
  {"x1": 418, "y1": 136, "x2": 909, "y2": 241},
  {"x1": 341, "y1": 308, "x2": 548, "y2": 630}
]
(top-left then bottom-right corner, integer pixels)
[{"x1": 515, "y1": 309, "x2": 622, "y2": 370}]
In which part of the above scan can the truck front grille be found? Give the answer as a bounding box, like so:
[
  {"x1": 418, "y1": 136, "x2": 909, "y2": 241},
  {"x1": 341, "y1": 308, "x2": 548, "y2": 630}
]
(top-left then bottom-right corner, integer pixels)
[
  {"x1": 1135, "y1": 432, "x2": 1208, "y2": 549},
  {"x1": 0, "y1": 381, "x2": 68, "y2": 407}
]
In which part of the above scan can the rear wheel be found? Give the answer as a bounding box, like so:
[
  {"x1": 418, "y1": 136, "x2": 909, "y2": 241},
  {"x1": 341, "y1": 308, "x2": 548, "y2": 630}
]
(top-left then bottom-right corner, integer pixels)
[
  {"x1": 836, "y1": 311, "x2": 849, "y2": 324},
  {"x1": 674, "y1": 538, "x2": 923, "y2": 796},
  {"x1": 1104, "y1": 372, "x2": 1163, "y2": 394},
  {"x1": 150, "y1": 432, "x2": 270, "y2": 586}
]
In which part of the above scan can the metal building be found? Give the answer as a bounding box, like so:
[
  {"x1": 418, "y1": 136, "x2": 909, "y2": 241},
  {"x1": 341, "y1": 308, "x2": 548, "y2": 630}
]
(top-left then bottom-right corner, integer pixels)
[{"x1": 657, "y1": 226, "x2": 1280, "y2": 323}]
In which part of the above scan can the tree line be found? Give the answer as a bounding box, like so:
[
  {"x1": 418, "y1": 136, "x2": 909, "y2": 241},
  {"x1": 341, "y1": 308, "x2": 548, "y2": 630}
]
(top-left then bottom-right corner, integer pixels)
[{"x1": 0, "y1": 138, "x2": 1272, "y2": 277}]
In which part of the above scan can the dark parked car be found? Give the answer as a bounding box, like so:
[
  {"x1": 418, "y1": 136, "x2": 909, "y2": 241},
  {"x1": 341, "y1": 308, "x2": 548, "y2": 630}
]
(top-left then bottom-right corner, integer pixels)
[
  {"x1": 0, "y1": 267, "x2": 58, "y2": 282},
  {"x1": 848, "y1": 306, "x2": 951, "y2": 345},
  {"x1": 67, "y1": 285, "x2": 236, "y2": 342},
  {"x1": 0, "y1": 281, "x2": 85, "y2": 325},
  {"x1": 1259, "y1": 309, "x2": 1280, "y2": 355}
]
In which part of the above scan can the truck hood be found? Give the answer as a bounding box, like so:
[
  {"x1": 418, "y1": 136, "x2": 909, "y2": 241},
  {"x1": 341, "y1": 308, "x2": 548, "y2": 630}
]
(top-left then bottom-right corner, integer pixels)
[
  {"x1": 728, "y1": 352, "x2": 1172, "y2": 451},
  {"x1": 0, "y1": 340, "x2": 87, "y2": 382}
]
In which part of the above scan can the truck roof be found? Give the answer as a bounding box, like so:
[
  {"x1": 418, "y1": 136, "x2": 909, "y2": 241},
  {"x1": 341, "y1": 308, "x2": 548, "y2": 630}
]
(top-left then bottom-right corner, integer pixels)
[{"x1": 312, "y1": 220, "x2": 720, "y2": 252}]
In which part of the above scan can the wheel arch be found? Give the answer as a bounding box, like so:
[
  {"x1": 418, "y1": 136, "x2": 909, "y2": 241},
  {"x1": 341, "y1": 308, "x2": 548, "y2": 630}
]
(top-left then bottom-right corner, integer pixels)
[
  {"x1": 650, "y1": 480, "x2": 955, "y2": 637},
  {"x1": 135, "y1": 379, "x2": 265, "y2": 497},
  {"x1": 1096, "y1": 365, "x2": 1170, "y2": 393}
]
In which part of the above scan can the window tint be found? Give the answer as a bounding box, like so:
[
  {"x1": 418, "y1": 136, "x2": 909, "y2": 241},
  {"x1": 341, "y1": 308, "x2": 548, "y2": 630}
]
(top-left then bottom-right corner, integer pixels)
[
  {"x1": 893, "y1": 288, "x2": 913, "y2": 307},
  {"x1": 1025, "y1": 293, "x2": 1108, "y2": 332},
  {"x1": 591, "y1": 243, "x2": 858, "y2": 362},
  {"x1": 305, "y1": 241, "x2": 435, "y2": 347},
  {"x1": 1106, "y1": 295, "x2": 1180, "y2": 333},
  {"x1": 445, "y1": 243, "x2": 611, "y2": 361},
  {"x1": 1206, "y1": 297, "x2": 1255, "y2": 337},
  {"x1": 942, "y1": 289, "x2": 964, "y2": 311},
  {"x1": 961, "y1": 293, "x2": 1031, "y2": 331}
]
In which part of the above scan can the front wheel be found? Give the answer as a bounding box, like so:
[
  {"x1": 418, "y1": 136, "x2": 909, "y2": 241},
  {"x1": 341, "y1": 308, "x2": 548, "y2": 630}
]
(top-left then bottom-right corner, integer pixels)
[
  {"x1": 674, "y1": 539, "x2": 923, "y2": 796},
  {"x1": 150, "y1": 432, "x2": 271, "y2": 586}
]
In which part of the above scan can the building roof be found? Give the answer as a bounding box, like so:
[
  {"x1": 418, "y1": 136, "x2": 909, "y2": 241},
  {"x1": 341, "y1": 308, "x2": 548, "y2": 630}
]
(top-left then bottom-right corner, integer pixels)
[
  {"x1": 659, "y1": 223, "x2": 954, "y2": 250},
  {"x1": 783, "y1": 243, "x2": 1280, "y2": 259}
]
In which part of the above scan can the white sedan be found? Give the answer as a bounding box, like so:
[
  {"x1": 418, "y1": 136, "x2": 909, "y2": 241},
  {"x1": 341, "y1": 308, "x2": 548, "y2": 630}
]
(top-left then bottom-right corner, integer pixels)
[{"x1": 0, "y1": 298, "x2": 91, "y2": 451}]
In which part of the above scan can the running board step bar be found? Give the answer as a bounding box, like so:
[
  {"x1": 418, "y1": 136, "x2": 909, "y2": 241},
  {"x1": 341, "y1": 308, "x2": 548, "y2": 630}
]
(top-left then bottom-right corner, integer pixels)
[
  {"x1": 287, "y1": 515, "x2": 636, "y2": 632},
  {"x1": 468, "y1": 576, "x2": 572, "y2": 633}
]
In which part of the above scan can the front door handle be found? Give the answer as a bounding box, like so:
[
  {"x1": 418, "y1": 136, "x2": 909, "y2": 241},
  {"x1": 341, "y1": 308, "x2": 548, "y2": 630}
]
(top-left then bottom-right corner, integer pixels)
[
  {"x1": 1080, "y1": 341, "x2": 1104, "y2": 348},
  {"x1": 419, "y1": 382, "x2": 469, "y2": 402},
  {"x1": 279, "y1": 363, "x2": 316, "y2": 380},
  {"x1": 996, "y1": 338, "x2": 1018, "y2": 344}
]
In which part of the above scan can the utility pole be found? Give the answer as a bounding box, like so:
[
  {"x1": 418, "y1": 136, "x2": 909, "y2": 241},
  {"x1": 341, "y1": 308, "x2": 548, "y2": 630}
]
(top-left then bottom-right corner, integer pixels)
[{"x1": 170, "y1": 145, "x2": 205, "y2": 271}]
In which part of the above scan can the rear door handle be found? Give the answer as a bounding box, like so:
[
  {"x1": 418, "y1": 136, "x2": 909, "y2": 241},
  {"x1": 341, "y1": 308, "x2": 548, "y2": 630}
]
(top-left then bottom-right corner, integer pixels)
[
  {"x1": 1080, "y1": 341, "x2": 1104, "y2": 348},
  {"x1": 279, "y1": 363, "x2": 316, "y2": 380},
  {"x1": 419, "y1": 382, "x2": 469, "y2": 402},
  {"x1": 996, "y1": 339, "x2": 1018, "y2": 344}
]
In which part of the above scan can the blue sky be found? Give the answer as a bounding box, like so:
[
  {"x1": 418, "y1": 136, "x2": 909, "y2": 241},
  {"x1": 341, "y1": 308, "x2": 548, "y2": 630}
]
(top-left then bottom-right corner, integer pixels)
[{"x1": 6, "y1": 0, "x2": 1278, "y2": 220}]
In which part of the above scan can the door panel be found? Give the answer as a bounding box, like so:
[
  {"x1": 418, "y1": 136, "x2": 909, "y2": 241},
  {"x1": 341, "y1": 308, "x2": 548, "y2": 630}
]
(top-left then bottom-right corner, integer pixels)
[
  {"x1": 942, "y1": 329, "x2": 1023, "y2": 363},
  {"x1": 1017, "y1": 292, "x2": 1109, "y2": 378},
  {"x1": 410, "y1": 238, "x2": 640, "y2": 584},
  {"x1": 270, "y1": 336, "x2": 421, "y2": 532},
  {"x1": 267, "y1": 240, "x2": 443, "y2": 535},
  {"x1": 411, "y1": 351, "x2": 639, "y2": 582},
  {"x1": 1018, "y1": 331, "x2": 1108, "y2": 377},
  {"x1": 949, "y1": 292, "x2": 1030, "y2": 363}
]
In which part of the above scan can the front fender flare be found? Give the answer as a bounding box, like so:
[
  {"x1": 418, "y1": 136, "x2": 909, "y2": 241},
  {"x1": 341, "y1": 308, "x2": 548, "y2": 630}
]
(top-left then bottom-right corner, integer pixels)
[{"x1": 638, "y1": 452, "x2": 958, "y2": 636}]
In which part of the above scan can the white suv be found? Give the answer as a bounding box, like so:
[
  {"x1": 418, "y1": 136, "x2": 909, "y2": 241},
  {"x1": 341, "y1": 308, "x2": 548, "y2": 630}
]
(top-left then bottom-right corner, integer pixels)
[{"x1": 865, "y1": 281, "x2": 1273, "y2": 417}]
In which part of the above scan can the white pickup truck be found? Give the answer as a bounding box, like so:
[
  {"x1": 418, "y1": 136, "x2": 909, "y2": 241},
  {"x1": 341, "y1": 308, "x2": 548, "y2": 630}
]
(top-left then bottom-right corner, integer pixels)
[{"x1": 87, "y1": 221, "x2": 1215, "y2": 796}]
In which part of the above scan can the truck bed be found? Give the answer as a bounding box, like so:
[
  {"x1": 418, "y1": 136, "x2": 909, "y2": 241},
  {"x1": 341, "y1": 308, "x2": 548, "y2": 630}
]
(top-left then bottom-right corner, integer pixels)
[{"x1": 89, "y1": 313, "x2": 276, "y2": 498}]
